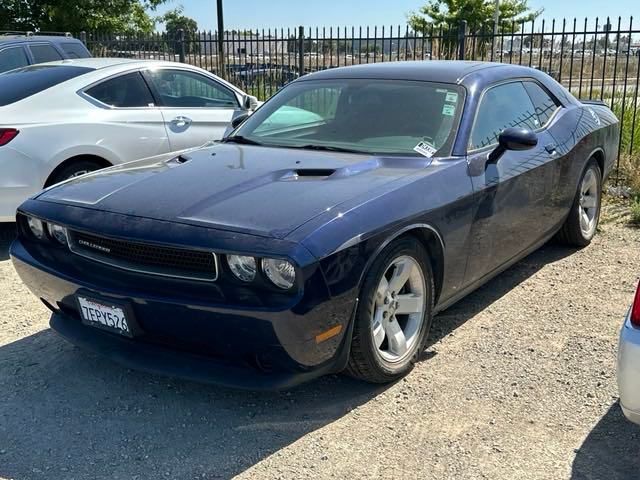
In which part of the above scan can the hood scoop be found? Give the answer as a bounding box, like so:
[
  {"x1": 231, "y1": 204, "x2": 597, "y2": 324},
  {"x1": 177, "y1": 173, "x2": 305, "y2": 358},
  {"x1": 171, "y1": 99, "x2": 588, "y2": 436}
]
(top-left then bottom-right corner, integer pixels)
[{"x1": 281, "y1": 168, "x2": 337, "y2": 181}]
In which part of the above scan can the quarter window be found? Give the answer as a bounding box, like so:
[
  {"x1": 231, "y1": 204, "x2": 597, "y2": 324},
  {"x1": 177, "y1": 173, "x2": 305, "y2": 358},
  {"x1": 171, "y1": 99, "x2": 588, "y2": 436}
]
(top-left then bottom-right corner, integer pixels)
[
  {"x1": 61, "y1": 42, "x2": 91, "y2": 59},
  {"x1": 0, "y1": 47, "x2": 29, "y2": 73},
  {"x1": 85, "y1": 72, "x2": 155, "y2": 108},
  {"x1": 29, "y1": 44, "x2": 63, "y2": 63},
  {"x1": 146, "y1": 69, "x2": 238, "y2": 108},
  {"x1": 523, "y1": 81, "x2": 560, "y2": 126},
  {"x1": 470, "y1": 82, "x2": 539, "y2": 150}
]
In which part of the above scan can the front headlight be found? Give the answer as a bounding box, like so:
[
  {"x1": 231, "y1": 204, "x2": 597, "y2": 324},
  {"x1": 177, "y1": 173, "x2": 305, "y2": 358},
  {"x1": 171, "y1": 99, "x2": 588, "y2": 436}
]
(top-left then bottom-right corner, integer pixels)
[
  {"x1": 227, "y1": 254, "x2": 257, "y2": 282},
  {"x1": 262, "y1": 258, "x2": 296, "y2": 290},
  {"x1": 26, "y1": 216, "x2": 45, "y2": 240},
  {"x1": 47, "y1": 223, "x2": 68, "y2": 245}
]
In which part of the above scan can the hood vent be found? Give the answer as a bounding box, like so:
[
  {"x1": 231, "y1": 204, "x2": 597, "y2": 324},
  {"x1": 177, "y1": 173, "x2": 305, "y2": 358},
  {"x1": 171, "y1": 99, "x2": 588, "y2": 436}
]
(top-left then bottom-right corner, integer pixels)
[{"x1": 279, "y1": 169, "x2": 337, "y2": 181}]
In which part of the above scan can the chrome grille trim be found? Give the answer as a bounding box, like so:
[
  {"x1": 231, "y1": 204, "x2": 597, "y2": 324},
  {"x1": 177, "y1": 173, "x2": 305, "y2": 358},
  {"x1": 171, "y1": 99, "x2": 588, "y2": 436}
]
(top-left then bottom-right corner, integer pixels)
[{"x1": 67, "y1": 230, "x2": 219, "y2": 282}]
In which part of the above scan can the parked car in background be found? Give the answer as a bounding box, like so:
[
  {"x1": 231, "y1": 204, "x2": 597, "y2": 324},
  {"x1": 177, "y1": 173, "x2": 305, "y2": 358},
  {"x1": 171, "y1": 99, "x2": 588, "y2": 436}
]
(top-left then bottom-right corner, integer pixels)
[
  {"x1": 0, "y1": 33, "x2": 90, "y2": 74},
  {"x1": 618, "y1": 280, "x2": 640, "y2": 424},
  {"x1": 10, "y1": 61, "x2": 619, "y2": 389},
  {"x1": 0, "y1": 58, "x2": 259, "y2": 222}
]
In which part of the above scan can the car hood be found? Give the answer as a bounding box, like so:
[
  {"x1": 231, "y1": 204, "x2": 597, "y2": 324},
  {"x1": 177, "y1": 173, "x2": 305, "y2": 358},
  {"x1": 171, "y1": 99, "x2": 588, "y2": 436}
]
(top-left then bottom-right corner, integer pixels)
[{"x1": 37, "y1": 144, "x2": 430, "y2": 239}]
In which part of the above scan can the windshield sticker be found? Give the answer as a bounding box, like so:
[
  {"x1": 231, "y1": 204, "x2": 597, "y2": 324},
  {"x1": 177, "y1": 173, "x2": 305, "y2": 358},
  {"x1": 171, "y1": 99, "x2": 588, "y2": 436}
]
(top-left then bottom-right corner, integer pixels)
[
  {"x1": 442, "y1": 104, "x2": 456, "y2": 116},
  {"x1": 414, "y1": 141, "x2": 438, "y2": 158},
  {"x1": 436, "y1": 88, "x2": 448, "y2": 93},
  {"x1": 445, "y1": 91, "x2": 458, "y2": 103}
]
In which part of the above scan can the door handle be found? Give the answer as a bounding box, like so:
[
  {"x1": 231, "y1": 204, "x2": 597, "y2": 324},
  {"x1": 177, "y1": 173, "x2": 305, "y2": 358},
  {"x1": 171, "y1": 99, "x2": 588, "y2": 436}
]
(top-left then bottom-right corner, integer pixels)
[
  {"x1": 545, "y1": 143, "x2": 557, "y2": 154},
  {"x1": 171, "y1": 116, "x2": 192, "y2": 127}
]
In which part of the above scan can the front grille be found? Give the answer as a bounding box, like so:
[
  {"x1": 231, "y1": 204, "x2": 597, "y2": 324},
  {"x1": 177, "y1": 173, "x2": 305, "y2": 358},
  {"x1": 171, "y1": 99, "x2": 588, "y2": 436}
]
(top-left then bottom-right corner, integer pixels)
[{"x1": 68, "y1": 230, "x2": 218, "y2": 281}]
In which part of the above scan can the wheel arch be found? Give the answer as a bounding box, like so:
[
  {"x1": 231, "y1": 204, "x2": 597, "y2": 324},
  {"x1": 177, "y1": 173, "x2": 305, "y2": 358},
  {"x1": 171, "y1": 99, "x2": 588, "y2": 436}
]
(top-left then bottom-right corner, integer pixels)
[
  {"x1": 361, "y1": 223, "x2": 445, "y2": 306},
  {"x1": 589, "y1": 147, "x2": 605, "y2": 176},
  {"x1": 44, "y1": 154, "x2": 112, "y2": 187}
]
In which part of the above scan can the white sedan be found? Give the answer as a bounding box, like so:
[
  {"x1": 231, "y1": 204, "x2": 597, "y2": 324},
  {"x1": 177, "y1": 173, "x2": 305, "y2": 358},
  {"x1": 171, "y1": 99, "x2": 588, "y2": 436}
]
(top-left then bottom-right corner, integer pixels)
[
  {"x1": 0, "y1": 58, "x2": 258, "y2": 222},
  {"x1": 618, "y1": 280, "x2": 640, "y2": 424}
]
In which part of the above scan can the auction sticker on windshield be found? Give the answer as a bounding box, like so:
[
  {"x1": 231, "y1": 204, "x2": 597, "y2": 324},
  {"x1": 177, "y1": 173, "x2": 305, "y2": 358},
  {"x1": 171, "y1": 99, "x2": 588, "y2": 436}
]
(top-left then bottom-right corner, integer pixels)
[{"x1": 414, "y1": 141, "x2": 438, "y2": 158}]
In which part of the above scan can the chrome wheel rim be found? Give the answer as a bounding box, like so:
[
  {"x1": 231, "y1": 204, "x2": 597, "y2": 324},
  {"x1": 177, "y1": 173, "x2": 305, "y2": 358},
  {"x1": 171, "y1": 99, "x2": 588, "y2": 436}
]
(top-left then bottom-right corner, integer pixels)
[
  {"x1": 578, "y1": 168, "x2": 599, "y2": 238},
  {"x1": 371, "y1": 255, "x2": 426, "y2": 364},
  {"x1": 67, "y1": 169, "x2": 90, "y2": 179}
]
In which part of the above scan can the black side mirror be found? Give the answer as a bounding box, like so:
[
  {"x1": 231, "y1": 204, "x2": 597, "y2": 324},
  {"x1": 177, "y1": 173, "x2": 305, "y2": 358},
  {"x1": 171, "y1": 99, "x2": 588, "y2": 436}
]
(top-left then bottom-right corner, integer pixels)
[
  {"x1": 487, "y1": 127, "x2": 538, "y2": 165},
  {"x1": 231, "y1": 112, "x2": 250, "y2": 129}
]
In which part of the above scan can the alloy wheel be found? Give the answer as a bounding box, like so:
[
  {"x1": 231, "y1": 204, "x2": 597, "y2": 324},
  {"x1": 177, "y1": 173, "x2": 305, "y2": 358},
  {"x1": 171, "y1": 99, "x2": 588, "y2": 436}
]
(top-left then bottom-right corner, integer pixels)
[
  {"x1": 371, "y1": 255, "x2": 426, "y2": 364},
  {"x1": 578, "y1": 167, "x2": 599, "y2": 238}
]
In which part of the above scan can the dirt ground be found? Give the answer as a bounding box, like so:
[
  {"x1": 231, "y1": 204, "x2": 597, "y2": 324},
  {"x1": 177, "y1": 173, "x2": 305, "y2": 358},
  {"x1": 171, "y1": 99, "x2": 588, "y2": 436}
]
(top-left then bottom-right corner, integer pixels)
[{"x1": 1, "y1": 213, "x2": 639, "y2": 480}]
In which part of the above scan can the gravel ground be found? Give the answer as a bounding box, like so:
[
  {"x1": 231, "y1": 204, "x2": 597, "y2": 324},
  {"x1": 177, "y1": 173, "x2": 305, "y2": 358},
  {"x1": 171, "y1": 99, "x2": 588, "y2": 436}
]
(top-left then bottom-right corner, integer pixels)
[{"x1": 1, "y1": 217, "x2": 640, "y2": 480}]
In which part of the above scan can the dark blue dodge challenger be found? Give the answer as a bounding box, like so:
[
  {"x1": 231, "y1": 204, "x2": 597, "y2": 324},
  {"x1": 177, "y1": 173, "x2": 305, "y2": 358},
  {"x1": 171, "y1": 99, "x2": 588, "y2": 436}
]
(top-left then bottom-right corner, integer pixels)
[{"x1": 11, "y1": 61, "x2": 619, "y2": 389}]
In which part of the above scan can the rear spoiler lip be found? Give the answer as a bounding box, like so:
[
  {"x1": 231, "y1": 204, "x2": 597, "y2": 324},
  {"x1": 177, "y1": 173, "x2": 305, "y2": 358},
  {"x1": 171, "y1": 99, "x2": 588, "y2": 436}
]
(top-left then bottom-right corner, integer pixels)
[{"x1": 580, "y1": 99, "x2": 608, "y2": 107}]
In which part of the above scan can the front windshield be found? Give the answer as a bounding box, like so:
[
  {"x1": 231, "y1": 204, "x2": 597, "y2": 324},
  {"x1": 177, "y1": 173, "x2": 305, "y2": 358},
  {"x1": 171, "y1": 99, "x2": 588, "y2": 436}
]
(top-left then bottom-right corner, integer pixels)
[{"x1": 232, "y1": 79, "x2": 465, "y2": 156}]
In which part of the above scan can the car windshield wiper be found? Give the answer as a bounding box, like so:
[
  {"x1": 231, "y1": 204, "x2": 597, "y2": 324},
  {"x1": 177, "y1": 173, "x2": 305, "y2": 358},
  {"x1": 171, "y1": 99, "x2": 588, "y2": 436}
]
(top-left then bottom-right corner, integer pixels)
[
  {"x1": 287, "y1": 144, "x2": 368, "y2": 154},
  {"x1": 221, "y1": 135, "x2": 263, "y2": 146}
]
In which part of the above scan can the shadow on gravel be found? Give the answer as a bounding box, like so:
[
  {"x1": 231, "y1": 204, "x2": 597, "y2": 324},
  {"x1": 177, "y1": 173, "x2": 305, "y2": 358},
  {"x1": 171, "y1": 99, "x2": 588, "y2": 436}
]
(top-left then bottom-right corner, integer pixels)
[
  {"x1": 571, "y1": 402, "x2": 640, "y2": 479},
  {"x1": 0, "y1": 223, "x2": 16, "y2": 261},
  {"x1": 0, "y1": 329, "x2": 387, "y2": 480},
  {"x1": 427, "y1": 241, "x2": 576, "y2": 349}
]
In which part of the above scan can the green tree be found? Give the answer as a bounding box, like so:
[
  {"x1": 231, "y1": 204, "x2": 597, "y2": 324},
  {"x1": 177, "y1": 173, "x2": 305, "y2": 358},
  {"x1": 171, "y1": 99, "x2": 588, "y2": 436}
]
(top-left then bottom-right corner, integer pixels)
[
  {"x1": 1, "y1": 0, "x2": 166, "y2": 33},
  {"x1": 160, "y1": 7, "x2": 198, "y2": 53},
  {"x1": 408, "y1": 0, "x2": 542, "y2": 34}
]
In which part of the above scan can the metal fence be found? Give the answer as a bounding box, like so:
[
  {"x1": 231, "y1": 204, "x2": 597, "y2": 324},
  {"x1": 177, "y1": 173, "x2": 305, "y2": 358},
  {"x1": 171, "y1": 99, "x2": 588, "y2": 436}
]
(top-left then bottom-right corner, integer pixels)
[{"x1": 35, "y1": 18, "x2": 631, "y2": 167}]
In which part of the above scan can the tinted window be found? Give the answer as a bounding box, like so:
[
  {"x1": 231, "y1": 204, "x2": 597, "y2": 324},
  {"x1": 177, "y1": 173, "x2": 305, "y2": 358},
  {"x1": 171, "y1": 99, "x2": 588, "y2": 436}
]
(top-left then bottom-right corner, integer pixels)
[
  {"x1": 0, "y1": 65, "x2": 94, "y2": 106},
  {"x1": 147, "y1": 70, "x2": 238, "y2": 108},
  {"x1": 470, "y1": 82, "x2": 539, "y2": 150},
  {"x1": 61, "y1": 42, "x2": 91, "y2": 59},
  {"x1": 85, "y1": 72, "x2": 155, "y2": 108},
  {"x1": 523, "y1": 81, "x2": 560, "y2": 126},
  {"x1": 29, "y1": 44, "x2": 63, "y2": 63},
  {"x1": 0, "y1": 47, "x2": 29, "y2": 74},
  {"x1": 235, "y1": 79, "x2": 464, "y2": 156}
]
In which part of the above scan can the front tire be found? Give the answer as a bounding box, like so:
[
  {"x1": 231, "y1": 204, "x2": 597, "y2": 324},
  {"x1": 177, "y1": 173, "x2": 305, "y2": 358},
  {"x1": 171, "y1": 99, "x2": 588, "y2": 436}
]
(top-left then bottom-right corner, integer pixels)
[
  {"x1": 556, "y1": 159, "x2": 602, "y2": 247},
  {"x1": 46, "y1": 159, "x2": 105, "y2": 187},
  {"x1": 346, "y1": 236, "x2": 434, "y2": 383}
]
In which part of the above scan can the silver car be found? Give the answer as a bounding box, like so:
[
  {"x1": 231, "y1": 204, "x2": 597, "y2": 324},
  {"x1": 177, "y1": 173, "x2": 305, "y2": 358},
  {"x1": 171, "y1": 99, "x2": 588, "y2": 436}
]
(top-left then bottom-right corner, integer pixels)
[{"x1": 617, "y1": 280, "x2": 640, "y2": 423}]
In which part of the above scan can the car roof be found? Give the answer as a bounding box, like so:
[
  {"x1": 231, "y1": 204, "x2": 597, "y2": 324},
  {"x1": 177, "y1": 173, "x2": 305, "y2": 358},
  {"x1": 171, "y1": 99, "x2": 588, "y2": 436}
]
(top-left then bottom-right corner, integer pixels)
[
  {"x1": 0, "y1": 35, "x2": 82, "y2": 45},
  {"x1": 299, "y1": 60, "x2": 542, "y2": 86}
]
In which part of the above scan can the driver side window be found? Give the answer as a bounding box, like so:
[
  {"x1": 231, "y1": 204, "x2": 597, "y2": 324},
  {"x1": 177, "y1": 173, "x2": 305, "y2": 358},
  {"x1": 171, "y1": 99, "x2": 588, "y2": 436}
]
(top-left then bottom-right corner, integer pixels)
[
  {"x1": 146, "y1": 69, "x2": 238, "y2": 108},
  {"x1": 470, "y1": 82, "x2": 538, "y2": 150}
]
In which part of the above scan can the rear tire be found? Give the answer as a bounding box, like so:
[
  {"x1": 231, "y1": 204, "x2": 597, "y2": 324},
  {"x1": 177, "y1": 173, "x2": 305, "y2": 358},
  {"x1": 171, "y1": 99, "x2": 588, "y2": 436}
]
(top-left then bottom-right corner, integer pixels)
[
  {"x1": 346, "y1": 236, "x2": 434, "y2": 383},
  {"x1": 46, "y1": 159, "x2": 106, "y2": 187},
  {"x1": 556, "y1": 159, "x2": 602, "y2": 247}
]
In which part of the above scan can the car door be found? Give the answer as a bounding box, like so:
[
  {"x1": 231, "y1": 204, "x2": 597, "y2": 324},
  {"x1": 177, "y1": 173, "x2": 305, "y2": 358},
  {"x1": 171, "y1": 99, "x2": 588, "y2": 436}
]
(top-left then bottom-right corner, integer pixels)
[
  {"x1": 0, "y1": 45, "x2": 30, "y2": 73},
  {"x1": 464, "y1": 81, "x2": 559, "y2": 285},
  {"x1": 143, "y1": 68, "x2": 245, "y2": 150},
  {"x1": 81, "y1": 71, "x2": 171, "y2": 162}
]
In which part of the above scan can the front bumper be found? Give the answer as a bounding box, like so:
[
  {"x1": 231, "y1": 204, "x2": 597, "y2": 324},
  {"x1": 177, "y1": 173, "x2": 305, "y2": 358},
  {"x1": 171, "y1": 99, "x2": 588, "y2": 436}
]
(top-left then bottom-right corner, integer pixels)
[
  {"x1": 10, "y1": 237, "x2": 357, "y2": 389},
  {"x1": 617, "y1": 309, "x2": 640, "y2": 423}
]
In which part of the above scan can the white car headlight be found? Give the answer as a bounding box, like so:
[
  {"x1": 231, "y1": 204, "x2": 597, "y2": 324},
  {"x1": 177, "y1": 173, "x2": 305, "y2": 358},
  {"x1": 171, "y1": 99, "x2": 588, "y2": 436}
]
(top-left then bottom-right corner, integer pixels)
[
  {"x1": 227, "y1": 254, "x2": 257, "y2": 282},
  {"x1": 262, "y1": 258, "x2": 296, "y2": 290},
  {"x1": 26, "y1": 216, "x2": 45, "y2": 240},
  {"x1": 47, "y1": 223, "x2": 68, "y2": 245}
]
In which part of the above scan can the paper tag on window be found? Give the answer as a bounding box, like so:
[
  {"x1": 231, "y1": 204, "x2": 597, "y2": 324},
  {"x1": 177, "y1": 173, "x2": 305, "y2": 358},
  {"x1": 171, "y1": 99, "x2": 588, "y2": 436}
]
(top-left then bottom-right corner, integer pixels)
[
  {"x1": 442, "y1": 104, "x2": 456, "y2": 116},
  {"x1": 414, "y1": 141, "x2": 437, "y2": 158},
  {"x1": 445, "y1": 92, "x2": 458, "y2": 103}
]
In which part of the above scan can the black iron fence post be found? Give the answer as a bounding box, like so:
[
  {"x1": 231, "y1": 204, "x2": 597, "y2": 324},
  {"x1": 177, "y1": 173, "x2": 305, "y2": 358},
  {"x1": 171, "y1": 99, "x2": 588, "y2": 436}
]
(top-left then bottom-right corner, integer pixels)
[
  {"x1": 458, "y1": 20, "x2": 467, "y2": 60},
  {"x1": 178, "y1": 28, "x2": 186, "y2": 63},
  {"x1": 298, "y1": 25, "x2": 305, "y2": 77}
]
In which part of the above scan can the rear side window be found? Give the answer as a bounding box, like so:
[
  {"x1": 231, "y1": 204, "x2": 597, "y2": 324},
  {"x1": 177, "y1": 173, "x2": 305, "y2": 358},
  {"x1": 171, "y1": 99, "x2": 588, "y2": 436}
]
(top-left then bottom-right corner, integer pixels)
[
  {"x1": 523, "y1": 81, "x2": 560, "y2": 126},
  {"x1": 470, "y1": 82, "x2": 539, "y2": 150},
  {"x1": 84, "y1": 72, "x2": 155, "y2": 108},
  {"x1": 0, "y1": 47, "x2": 29, "y2": 74},
  {"x1": 61, "y1": 42, "x2": 91, "y2": 59},
  {"x1": 29, "y1": 44, "x2": 64, "y2": 63},
  {"x1": 0, "y1": 65, "x2": 94, "y2": 106}
]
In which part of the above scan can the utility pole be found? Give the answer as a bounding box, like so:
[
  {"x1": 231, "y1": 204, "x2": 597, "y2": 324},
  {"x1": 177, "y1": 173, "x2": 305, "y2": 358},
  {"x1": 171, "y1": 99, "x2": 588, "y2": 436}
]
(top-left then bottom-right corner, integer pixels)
[
  {"x1": 493, "y1": 0, "x2": 500, "y2": 36},
  {"x1": 217, "y1": 0, "x2": 225, "y2": 78}
]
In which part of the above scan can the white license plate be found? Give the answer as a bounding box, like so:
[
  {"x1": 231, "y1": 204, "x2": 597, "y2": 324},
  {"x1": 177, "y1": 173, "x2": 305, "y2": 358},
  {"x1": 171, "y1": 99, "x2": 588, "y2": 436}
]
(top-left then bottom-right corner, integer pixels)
[{"x1": 77, "y1": 296, "x2": 131, "y2": 336}]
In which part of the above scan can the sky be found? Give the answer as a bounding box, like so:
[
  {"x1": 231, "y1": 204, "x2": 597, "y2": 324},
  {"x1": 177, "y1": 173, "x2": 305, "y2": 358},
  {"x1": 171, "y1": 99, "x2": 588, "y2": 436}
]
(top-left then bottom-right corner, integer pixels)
[{"x1": 153, "y1": 0, "x2": 640, "y2": 31}]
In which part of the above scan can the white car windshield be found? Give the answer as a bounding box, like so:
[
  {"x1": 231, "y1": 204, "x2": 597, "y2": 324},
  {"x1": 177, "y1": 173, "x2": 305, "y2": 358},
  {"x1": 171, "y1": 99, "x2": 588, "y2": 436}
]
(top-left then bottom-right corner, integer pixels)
[{"x1": 232, "y1": 78, "x2": 464, "y2": 156}]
